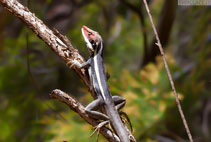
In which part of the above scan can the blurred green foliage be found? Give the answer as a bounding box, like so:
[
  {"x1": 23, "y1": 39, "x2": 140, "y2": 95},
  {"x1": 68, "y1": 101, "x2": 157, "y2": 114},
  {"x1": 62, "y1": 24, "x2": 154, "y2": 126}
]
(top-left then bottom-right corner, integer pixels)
[{"x1": 109, "y1": 55, "x2": 177, "y2": 139}]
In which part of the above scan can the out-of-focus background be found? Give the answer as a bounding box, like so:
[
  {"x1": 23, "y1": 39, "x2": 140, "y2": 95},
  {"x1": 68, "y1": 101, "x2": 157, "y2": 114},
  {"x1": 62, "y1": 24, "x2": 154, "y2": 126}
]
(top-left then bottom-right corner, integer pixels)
[{"x1": 0, "y1": 0, "x2": 210, "y2": 141}]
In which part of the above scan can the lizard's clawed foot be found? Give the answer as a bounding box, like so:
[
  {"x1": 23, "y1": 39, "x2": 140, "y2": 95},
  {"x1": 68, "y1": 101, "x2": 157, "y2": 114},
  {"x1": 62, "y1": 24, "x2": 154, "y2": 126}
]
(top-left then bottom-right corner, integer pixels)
[
  {"x1": 90, "y1": 120, "x2": 109, "y2": 141},
  {"x1": 66, "y1": 60, "x2": 79, "y2": 69},
  {"x1": 119, "y1": 111, "x2": 133, "y2": 132}
]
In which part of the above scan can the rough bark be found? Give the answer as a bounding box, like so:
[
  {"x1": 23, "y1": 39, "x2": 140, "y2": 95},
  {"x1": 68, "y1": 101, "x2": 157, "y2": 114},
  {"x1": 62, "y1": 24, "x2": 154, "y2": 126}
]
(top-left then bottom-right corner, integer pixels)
[
  {"x1": 0, "y1": 0, "x2": 119, "y2": 141},
  {"x1": 0, "y1": 0, "x2": 135, "y2": 141}
]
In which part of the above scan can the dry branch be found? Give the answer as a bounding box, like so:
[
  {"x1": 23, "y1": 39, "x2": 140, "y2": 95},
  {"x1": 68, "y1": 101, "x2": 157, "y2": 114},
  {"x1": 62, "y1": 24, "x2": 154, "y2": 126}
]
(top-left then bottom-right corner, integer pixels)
[
  {"x1": 142, "y1": 0, "x2": 193, "y2": 141},
  {"x1": 50, "y1": 89, "x2": 120, "y2": 142},
  {"x1": 0, "y1": 0, "x2": 125, "y2": 141},
  {"x1": 0, "y1": 0, "x2": 91, "y2": 88}
]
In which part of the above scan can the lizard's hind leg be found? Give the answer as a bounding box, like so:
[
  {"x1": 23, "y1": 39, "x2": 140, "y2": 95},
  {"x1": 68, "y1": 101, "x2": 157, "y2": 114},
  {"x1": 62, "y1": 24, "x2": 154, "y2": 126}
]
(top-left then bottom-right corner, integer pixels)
[
  {"x1": 85, "y1": 98, "x2": 110, "y2": 138},
  {"x1": 85, "y1": 98, "x2": 109, "y2": 120},
  {"x1": 112, "y1": 96, "x2": 126, "y2": 110}
]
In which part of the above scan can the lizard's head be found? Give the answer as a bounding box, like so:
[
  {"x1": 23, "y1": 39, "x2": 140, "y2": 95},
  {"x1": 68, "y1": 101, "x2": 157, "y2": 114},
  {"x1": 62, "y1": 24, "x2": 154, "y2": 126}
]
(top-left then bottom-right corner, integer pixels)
[{"x1": 81, "y1": 26, "x2": 102, "y2": 53}]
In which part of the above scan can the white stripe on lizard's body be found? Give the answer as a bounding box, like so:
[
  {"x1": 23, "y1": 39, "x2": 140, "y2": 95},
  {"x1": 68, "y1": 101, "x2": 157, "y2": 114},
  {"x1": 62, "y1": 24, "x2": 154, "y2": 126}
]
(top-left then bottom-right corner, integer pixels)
[{"x1": 93, "y1": 55, "x2": 106, "y2": 100}]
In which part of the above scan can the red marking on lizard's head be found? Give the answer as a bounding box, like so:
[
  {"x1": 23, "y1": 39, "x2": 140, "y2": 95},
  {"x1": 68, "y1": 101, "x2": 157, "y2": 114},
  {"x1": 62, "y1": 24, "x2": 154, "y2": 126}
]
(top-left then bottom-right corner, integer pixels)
[
  {"x1": 81, "y1": 26, "x2": 102, "y2": 52},
  {"x1": 82, "y1": 26, "x2": 95, "y2": 42}
]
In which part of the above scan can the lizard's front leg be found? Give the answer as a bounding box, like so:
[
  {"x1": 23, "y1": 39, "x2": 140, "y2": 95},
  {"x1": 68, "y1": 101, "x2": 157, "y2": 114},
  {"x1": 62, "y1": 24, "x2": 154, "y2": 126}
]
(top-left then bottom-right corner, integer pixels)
[{"x1": 67, "y1": 59, "x2": 91, "y2": 69}]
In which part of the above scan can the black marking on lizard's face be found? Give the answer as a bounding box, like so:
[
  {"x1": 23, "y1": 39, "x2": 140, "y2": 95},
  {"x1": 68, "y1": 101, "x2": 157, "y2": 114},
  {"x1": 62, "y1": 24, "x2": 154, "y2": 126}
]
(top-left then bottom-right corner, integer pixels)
[{"x1": 90, "y1": 39, "x2": 97, "y2": 50}]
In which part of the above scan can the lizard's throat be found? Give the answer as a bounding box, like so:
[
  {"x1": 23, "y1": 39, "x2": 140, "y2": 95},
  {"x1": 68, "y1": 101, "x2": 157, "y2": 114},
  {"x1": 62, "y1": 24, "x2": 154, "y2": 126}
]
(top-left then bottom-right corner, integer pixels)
[{"x1": 93, "y1": 42, "x2": 103, "y2": 56}]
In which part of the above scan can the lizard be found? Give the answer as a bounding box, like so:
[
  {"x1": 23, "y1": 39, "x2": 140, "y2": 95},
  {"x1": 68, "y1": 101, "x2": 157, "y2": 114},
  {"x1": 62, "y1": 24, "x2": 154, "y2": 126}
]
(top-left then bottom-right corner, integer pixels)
[{"x1": 69, "y1": 26, "x2": 130, "y2": 142}]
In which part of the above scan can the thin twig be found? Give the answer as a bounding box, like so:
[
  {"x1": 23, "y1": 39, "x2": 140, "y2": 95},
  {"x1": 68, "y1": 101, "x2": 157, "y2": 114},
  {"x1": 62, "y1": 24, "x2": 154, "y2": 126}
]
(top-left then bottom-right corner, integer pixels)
[
  {"x1": 50, "y1": 89, "x2": 120, "y2": 142},
  {"x1": 142, "y1": 0, "x2": 193, "y2": 142}
]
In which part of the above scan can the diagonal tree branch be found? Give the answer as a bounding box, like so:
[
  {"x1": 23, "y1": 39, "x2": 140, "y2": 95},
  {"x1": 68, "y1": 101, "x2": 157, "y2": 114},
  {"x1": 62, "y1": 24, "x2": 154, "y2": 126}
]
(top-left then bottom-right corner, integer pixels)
[
  {"x1": 0, "y1": 0, "x2": 94, "y2": 95},
  {"x1": 50, "y1": 89, "x2": 120, "y2": 142},
  {"x1": 142, "y1": 0, "x2": 193, "y2": 142},
  {"x1": 0, "y1": 0, "x2": 126, "y2": 141},
  {"x1": 0, "y1": 1, "x2": 80, "y2": 71}
]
